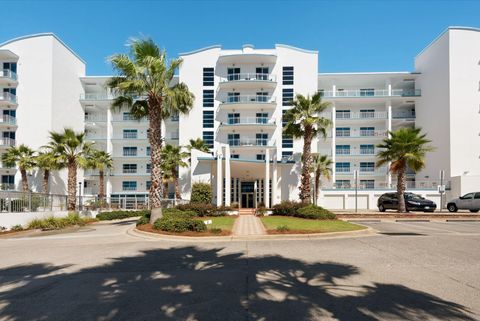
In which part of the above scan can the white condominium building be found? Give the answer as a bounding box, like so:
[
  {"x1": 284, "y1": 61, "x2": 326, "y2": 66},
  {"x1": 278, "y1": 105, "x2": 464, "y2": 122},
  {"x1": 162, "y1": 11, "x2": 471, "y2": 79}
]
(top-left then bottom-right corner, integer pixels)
[{"x1": 0, "y1": 27, "x2": 479, "y2": 209}]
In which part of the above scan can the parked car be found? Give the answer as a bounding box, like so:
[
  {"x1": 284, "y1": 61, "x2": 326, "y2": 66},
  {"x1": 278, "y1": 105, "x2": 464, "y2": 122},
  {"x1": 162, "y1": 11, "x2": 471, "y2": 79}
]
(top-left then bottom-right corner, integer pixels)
[
  {"x1": 447, "y1": 192, "x2": 480, "y2": 213},
  {"x1": 377, "y1": 192, "x2": 437, "y2": 212}
]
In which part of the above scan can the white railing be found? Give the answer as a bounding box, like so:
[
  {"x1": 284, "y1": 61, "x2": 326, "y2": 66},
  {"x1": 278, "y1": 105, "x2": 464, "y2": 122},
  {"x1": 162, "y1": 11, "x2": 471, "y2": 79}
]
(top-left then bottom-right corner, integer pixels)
[
  {"x1": 168, "y1": 132, "x2": 179, "y2": 140},
  {"x1": 85, "y1": 114, "x2": 107, "y2": 122},
  {"x1": 317, "y1": 149, "x2": 332, "y2": 156},
  {"x1": 0, "y1": 138, "x2": 15, "y2": 147},
  {"x1": 321, "y1": 89, "x2": 421, "y2": 98},
  {"x1": 336, "y1": 130, "x2": 387, "y2": 138},
  {"x1": 112, "y1": 115, "x2": 148, "y2": 122},
  {"x1": 80, "y1": 93, "x2": 116, "y2": 100},
  {"x1": 0, "y1": 92, "x2": 17, "y2": 103},
  {"x1": 225, "y1": 138, "x2": 270, "y2": 147},
  {"x1": 336, "y1": 149, "x2": 376, "y2": 156},
  {"x1": 336, "y1": 111, "x2": 387, "y2": 119},
  {"x1": 220, "y1": 95, "x2": 275, "y2": 104},
  {"x1": 1, "y1": 69, "x2": 17, "y2": 80},
  {"x1": 221, "y1": 117, "x2": 275, "y2": 125},
  {"x1": 220, "y1": 73, "x2": 276, "y2": 83},
  {"x1": 392, "y1": 111, "x2": 416, "y2": 119},
  {"x1": 0, "y1": 115, "x2": 16, "y2": 125},
  {"x1": 336, "y1": 167, "x2": 388, "y2": 175}
]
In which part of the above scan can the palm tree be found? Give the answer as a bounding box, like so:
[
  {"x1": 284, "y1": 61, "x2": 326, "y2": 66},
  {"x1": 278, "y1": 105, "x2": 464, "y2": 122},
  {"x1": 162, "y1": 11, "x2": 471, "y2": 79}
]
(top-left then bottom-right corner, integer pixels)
[
  {"x1": 376, "y1": 127, "x2": 433, "y2": 213},
  {"x1": 1, "y1": 144, "x2": 36, "y2": 192},
  {"x1": 107, "y1": 38, "x2": 194, "y2": 222},
  {"x1": 35, "y1": 151, "x2": 61, "y2": 194},
  {"x1": 186, "y1": 138, "x2": 210, "y2": 163},
  {"x1": 283, "y1": 92, "x2": 332, "y2": 203},
  {"x1": 310, "y1": 154, "x2": 333, "y2": 205},
  {"x1": 44, "y1": 128, "x2": 92, "y2": 211},
  {"x1": 160, "y1": 144, "x2": 188, "y2": 199},
  {"x1": 86, "y1": 149, "x2": 113, "y2": 205}
]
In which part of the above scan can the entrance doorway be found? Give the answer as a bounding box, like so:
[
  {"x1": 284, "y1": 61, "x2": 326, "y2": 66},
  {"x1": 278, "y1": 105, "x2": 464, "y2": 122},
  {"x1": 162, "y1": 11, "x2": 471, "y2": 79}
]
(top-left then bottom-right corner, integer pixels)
[{"x1": 241, "y1": 193, "x2": 255, "y2": 208}]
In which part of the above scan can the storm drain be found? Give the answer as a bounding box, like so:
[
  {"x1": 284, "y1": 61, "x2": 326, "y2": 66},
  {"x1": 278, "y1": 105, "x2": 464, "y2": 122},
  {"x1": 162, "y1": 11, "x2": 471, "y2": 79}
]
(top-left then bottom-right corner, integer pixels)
[{"x1": 380, "y1": 232, "x2": 426, "y2": 236}]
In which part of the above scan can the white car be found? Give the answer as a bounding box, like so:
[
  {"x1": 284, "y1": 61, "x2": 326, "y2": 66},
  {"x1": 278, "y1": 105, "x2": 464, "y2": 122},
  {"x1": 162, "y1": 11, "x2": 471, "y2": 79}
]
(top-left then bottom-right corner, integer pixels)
[{"x1": 447, "y1": 192, "x2": 480, "y2": 213}]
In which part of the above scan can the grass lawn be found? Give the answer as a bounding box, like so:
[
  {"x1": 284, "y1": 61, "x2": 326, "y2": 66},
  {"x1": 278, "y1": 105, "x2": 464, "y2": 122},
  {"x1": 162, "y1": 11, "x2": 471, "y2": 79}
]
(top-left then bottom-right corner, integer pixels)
[
  {"x1": 196, "y1": 216, "x2": 237, "y2": 232},
  {"x1": 260, "y1": 216, "x2": 366, "y2": 234}
]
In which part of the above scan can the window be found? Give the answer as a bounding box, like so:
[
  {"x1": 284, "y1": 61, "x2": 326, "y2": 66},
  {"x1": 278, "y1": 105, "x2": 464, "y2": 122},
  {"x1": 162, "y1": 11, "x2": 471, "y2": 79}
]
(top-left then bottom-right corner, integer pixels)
[
  {"x1": 122, "y1": 181, "x2": 137, "y2": 191},
  {"x1": 256, "y1": 91, "x2": 269, "y2": 102},
  {"x1": 256, "y1": 67, "x2": 269, "y2": 80},
  {"x1": 318, "y1": 89, "x2": 325, "y2": 97},
  {"x1": 170, "y1": 112, "x2": 179, "y2": 122},
  {"x1": 256, "y1": 133, "x2": 268, "y2": 146},
  {"x1": 123, "y1": 112, "x2": 134, "y2": 121},
  {"x1": 360, "y1": 162, "x2": 375, "y2": 172},
  {"x1": 123, "y1": 147, "x2": 137, "y2": 157},
  {"x1": 203, "y1": 131, "x2": 214, "y2": 148},
  {"x1": 203, "y1": 111, "x2": 214, "y2": 128},
  {"x1": 336, "y1": 145, "x2": 350, "y2": 155},
  {"x1": 336, "y1": 110, "x2": 351, "y2": 119},
  {"x1": 231, "y1": 154, "x2": 239, "y2": 159},
  {"x1": 227, "y1": 92, "x2": 240, "y2": 103},
  {"x1": 336, "y1": 127, "x2": 351, "y2": 137},
  {"x1": 360, "y1": 144, "x2": 375, "y2": 155},
  {"x1": 146, "y1": 147, "x2": 151, "y2": 156},
  {"x1": 282, "y1": 134, "x2": 293, "y2": 148},
  {"x1": 1, "y1": 175, "x2": 14, "y2": 189},
  {"x1": 146, "y1": 181, "x2": 151, "y2": 190},
  {"x1": 203, "y1": 67, "x2": 214, "y2": 86},
  {"x1": 3, "y1": 62, "x2": 17, "y2": 73},
  {"x1": 282, "y1": 151, "x2": 293, "y2": 161},
  {"x1": 227, "y1": 67, "x2": 241, "y2": 81},
  {"x1": 474, "y1": 193, "x2": 480, "y2": 199},
  {"x1": 146, "y1": 163, "x2": 151, "y2": 173},
  {"x1": 360, "y1": 179, "x2": 375, "y2": 189},
  {"x1": 360, "y1": 88, "x2": 375, "y2": 96},
  {"x1": 360, "y1": 127, "x2": 375, "y2": 137},
  {"x1": 462, "y1": 193, "x2": 475, "y2": 199},
  {"x1": 256, "y1": 154, "x2": 266, "y2": 161},
  {"x1": 283, "y1": 66, "x2": 294, "y2": 85},
  {"x1": 335, "y1": 180, "x2": 351, "y2": 189},
  {"x1": 282, "y1": 88, "x2": 294, "y2": 106},
  {"x1": 256, "y1": 112, "x2": 268, "y2": 124},
  {"x1": 360, "y1": 109, "x2": 375, "y2": 118},
  {"x1": 228, "y1": 113, "x2": 240, "y2": 124},
  {"x1": 123, "y1": 164, "x2": 137, "y2": 173},
  {"x1": 336, "y1": 162, "x2": 350, "y2": 173},
  {"x1": 123, "y1": 129, "x2": 138, "y2": 139},
  {"x1": 203, "y1": 90, "x2": 214, "y2": 107},
  {"x1": 228, "y1": 134, "x2": 240, "y2": 146}
]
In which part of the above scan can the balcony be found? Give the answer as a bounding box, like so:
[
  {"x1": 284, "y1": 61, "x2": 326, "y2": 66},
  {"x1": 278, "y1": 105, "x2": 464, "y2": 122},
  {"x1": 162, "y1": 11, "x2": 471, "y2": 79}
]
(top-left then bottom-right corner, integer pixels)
[
  {"x1": 219, "y1": 95, "x2": 276, "y2": 110},
  {"x1": 392, "y1": 111, "x2": 416, "y2": 119},
  {"x1": 219, "y1": 117, "x2": 276, "y2": 128},
  {"x1": 80, "y1": 93, "x2": 116, "y2": 101},
  {"x1": 321, "y1": 88, "x2": 421, "y2": 99},
  {"x1": 219, "y1": 73, "x2": 276, "y2": 89},
  {"x1": 0, "y1": 138, "x2": 15, "y2": 147},
  {"x1": 0, "y1": 92, "x2": 17, "y2": 106},
  {"x1": 85, "y1": 114, "x2": 107, "y2": 123},
  {"x1": 336, "y1": 149, "x2": 376, "y2": 156},
  {"x1": 224, "y1": 138, "x2": 273, "y2": 148},
  {"x1": 0, "y1": 115, "x2": 16, "y2": 126},
  {"x1": 335, "y1": 130, "x2": 387, "y2": 139},
  {"x1": 0, "y1": 69, "x2": 18, "y2": 85},
  {"x1": 336, "y1": 111, "x2": 387, "y2": 120},
  {"x1": 335, "y1": 167, "x2": 387, "y2": 176}
]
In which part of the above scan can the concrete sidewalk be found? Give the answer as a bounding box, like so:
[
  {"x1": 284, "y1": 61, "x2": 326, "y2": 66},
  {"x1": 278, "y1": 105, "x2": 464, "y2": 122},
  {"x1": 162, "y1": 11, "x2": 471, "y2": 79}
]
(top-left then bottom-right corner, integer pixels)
[{"x1": 232, "y1": 214, "x2": 266, "y2": 236}]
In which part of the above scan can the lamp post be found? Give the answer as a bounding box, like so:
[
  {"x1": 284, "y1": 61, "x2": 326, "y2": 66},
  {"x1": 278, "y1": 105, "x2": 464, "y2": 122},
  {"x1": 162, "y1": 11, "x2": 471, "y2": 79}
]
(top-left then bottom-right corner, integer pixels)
[{"x1": 354, "y1": 170, "x2": 358, "y2": 213}]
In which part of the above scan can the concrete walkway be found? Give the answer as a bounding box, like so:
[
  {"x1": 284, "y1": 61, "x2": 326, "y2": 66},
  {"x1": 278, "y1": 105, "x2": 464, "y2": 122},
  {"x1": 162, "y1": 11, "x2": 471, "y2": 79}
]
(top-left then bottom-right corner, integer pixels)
[{"x1": 233, "y1": 214, "x2": 266, "y2": 236}]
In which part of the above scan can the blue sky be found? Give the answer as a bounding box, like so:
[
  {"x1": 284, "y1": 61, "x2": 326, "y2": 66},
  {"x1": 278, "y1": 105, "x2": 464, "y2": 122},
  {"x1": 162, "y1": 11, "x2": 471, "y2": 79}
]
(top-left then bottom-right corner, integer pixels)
[{"x1": 1, "y1": 0, "x2": 479, "y2": 75}]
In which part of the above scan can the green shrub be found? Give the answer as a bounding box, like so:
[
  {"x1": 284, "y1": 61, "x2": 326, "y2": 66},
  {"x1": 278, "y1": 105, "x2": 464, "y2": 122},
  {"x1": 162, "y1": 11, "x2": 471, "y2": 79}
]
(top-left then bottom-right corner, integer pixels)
[
  {"x1": 136, "y1": 211, "x2": 151, "y2": 226},
  {"x1": 272, "y1": 201, "x2": 305, "y2": 216},
  {"x1": 230, "y1": 202, "x2": 239, "y2": 209},
  {"x1": 163, "y1": 208, "x2": 197, "y2": 219},
  {"x1": 11, "y1": 224, "x2": 24, "y2": 231},
  {"x1": 27, "y1": 213, "x2": 87, "y2": 230},
  {"x1": 176, "y1": 203, "x2": 216, "y2": 217},
  {"x1": 296, "y1": 205, "x2": 336, "y2": 220},
  {"x1": 190, "y1": 183, "x2": 212, "y2": 204},
  {"x1": 276, "y1": 225, "x2": 290, "y2": 232},
  {"x1": 256, "y1": 206, "x2": 267, "y2": 216},
  {"x1": 153, "y1": 217, "x2": 207, "y2": 233},
  {"x1": 210, "y1": 227, "x2": 222, "y2": 234},
  {"x1": 96, "y1": 210, "x2": 149, "y2": 221}
]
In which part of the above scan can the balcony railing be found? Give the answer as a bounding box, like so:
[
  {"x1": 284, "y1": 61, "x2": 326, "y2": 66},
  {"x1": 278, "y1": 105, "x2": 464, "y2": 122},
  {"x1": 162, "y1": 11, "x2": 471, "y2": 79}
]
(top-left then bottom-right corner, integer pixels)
[
  {"x1": 1, "y1": 69, "x2": 17, "y2": 81},
  {"x1": 0, "y1": 92, "x2": 17, "y2": 103},
  {"x1": 321, "y1": 89, "x2": 421, "y2": 98},
  {"x1": 85, "y1": 114, "x2": 107, "y2": 122},
  {"x1": 220, "y1": 95, "x2": 275, "y2": 104},
  {"x1": 336, "y1": 149, "x2": 376, "y2": 156},
  {"x1": 221, "y1": 117, "x2": 275, "y2": 126},
  {"x1": 0, "y1": 138, "x2": 15, "y2": 147},
  {"x1": 336, "y1": 111, "x2": 387, "y2": 119},
  {"x1": 220, "y1": 73, "x2": 276, "y2": 83},
  {"x1": 336, "y1": 130, "x2": 387, "y2": 138},
  {"x1": 226, "y1": 138, "x2": 270, "y2": 147},
  {"x1": 0, "y1": 115, "x2": 16, "y2": 125},
  {"x1": 336, "y1": 167, "x2": 387, "y2": 175},
  {"x1": 392, "y1": 111, "x2": 416, "y2": 119}
]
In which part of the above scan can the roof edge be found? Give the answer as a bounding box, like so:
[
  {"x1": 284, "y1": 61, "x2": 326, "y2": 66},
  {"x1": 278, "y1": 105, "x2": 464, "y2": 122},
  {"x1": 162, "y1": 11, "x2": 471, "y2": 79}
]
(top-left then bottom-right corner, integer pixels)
[
  {"x1": 179, "y1": 45, "x2": 222, "y2": 56},
  {"x1": 0, "y1": 49, "x2": 19, "y2": 59},
  {"x1": 416, "y1": 26, "x2": 480, "y2": 58},
  {"x1": 275, "y1": 44, "x2": 318, "y2": 54},
  {"x1": 0, "y1": 33, "x2": 85, "y2": 64}
]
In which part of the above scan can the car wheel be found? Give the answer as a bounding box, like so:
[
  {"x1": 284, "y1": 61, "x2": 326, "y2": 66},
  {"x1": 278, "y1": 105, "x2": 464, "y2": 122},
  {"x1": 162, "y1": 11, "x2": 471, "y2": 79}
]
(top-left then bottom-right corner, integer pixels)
[
  {"x1": 469, "y1": 209, "x2": 479, "y2": 213},
  {"x1": 447, "y1": 204, "x2": 458, "y2": 212},
  {"x1": 378, "y1": 204, "x2": 386, "y2": 212}
]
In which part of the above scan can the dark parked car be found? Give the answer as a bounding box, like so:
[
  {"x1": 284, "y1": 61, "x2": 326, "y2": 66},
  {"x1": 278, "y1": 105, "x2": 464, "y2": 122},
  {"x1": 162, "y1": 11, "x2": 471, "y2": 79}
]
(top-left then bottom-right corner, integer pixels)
[{"x1": 377, "y1": 192, "x2": 437, "y2": 212}]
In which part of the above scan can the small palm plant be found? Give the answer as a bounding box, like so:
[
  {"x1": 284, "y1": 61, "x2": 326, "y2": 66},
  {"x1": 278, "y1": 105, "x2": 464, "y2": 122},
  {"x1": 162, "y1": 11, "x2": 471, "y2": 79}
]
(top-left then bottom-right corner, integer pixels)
[
  {"x1": 283, "y1": 92, "x2": 332, "y2": 203},
  {"x1": 44, "y1": 128, "x2": 93, "y2": 211},
  {"x1": 108, "y1": 37, "x2": 194, "y2": 222},
  {"x1": 86, "y1": 149, "x2": 113, "y2": 206},
  {"x1": 160, "y1": 144, "x2": 188, "y2": 199},
  {"x1": 311, "y1": 154, "x2": 333, "y2": 205},
  {"x1": 36, "y1": 151, "x2": 61, "y2": 194},
  {"x1": 2, "y1": 144, "x2": 36, "y2": 192},
  {"x1": 186, "y1": 138, "x2": 210, "y2": 163},
  {"x1": 376, "y1": 127, "x2": 433, "y2": 212}
]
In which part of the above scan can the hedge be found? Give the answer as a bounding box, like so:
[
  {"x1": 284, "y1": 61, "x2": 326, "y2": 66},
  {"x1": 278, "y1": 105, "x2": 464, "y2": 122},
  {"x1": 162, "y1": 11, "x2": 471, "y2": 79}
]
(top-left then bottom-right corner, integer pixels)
[
  {"x1": 176, "y1": 203, "x2": 231, "y2": 217},
  {"x1": 272, "y1": 201, "x2": 305, "y2": 216},
  {"x1": 272, "y1": 201, "x2": 336, "y2": 220},
  {"x1": 28, "y1": 213, "x2": 88, "y2": 230},
  {"x1": 190, "y1": 183, "x2": 212, "y2": 204},
  {"x1": 153, "y1": 217, "x2": 207, "y2": 233},
  {"x1": 96, "y1": 210, "x2": 150, "y2": 221}
]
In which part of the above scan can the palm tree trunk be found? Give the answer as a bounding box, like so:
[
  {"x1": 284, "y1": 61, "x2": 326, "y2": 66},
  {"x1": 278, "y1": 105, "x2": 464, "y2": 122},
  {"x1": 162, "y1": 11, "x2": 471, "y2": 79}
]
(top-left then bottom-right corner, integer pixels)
[
  {"x1": 99, "y1": 170, "x2": 105, "y2": 207},
  {"x1": 148, "y1": 98, "x2": 164, "y2": 223},
  {"x1": 20, "y1": 168, "x2": 29, "y2": 192},
  {"x1": 315, "y1": 172, "x2": 320, "y2": 206},
  {"x1": 42, "y1": 170, "x2": 50, "y2": 194},
  {"x1": 300, "y1": 127, "x2": 313, "y2": 203},
  {"x1": 174, "y1": 169, "x2": 181, "y2": 200},
  {"x1": 67, "y1": 160, "x2": 77, "y2": 211},
  {"x1": 397, "y1": 167, "x2": 407, "y2": 213},
  {"x1": 163, "y1": 182, "x2": 168, "y2": 198}
]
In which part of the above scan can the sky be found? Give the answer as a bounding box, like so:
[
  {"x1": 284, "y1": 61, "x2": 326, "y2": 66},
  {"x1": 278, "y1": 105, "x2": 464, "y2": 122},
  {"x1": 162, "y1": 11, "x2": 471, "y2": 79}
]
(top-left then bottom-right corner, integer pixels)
[{"x1": 1, "y1": 0, "x2": 479, "y2": 75}]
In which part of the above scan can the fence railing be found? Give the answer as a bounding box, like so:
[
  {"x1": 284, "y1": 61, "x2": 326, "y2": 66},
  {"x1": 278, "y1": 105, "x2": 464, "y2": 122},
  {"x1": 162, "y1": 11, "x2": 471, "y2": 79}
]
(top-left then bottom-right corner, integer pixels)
[
  {"x1": 80, "y1": 195, "x2": 188, "y2": 210},
  {"x1": 220, "y1": 95, "x2": 275, "y2": 104},
  {"x1": 0, "y1": 191, "x2": 68, "y2": 212}
]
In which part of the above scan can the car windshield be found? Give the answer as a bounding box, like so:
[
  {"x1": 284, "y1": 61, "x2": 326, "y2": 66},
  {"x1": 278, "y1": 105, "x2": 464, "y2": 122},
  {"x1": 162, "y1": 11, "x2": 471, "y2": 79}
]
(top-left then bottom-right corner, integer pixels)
[{"x1": 406, "y1": 193, "x2": 424, "y2": 200}]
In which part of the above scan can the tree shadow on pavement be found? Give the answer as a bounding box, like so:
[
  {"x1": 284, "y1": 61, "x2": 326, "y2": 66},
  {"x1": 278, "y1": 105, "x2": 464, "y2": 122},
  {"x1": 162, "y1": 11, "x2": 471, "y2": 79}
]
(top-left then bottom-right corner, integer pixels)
[{"x1": 0, "y1": 246, "x2": 475, "y2": 321}]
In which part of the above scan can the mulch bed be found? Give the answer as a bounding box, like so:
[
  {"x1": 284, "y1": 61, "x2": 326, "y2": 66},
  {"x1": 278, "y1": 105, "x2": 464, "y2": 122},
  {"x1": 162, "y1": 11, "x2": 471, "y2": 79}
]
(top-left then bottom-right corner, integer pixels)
[{"x1": 137, "y1": 224, "x2": 231, "y2": 237}]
